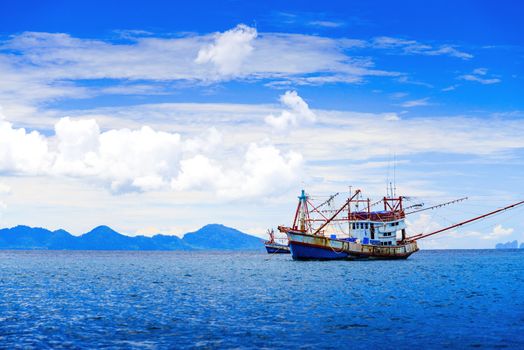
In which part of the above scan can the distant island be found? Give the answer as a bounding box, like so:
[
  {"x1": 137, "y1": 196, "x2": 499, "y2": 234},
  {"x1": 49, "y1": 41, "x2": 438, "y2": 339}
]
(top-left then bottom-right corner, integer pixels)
[
  {"x1": 0, "y1": 224, "x2": 264, "y2": 251},
  {"x1": 495, "y1": 240, "x2": 524, "y2": 249}
]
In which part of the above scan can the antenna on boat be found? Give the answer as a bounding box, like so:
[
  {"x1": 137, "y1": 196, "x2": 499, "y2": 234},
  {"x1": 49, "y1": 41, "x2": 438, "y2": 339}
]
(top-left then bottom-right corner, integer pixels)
[
  {"x1": 349, "y1": 186, "x2": 352, "y2": 203},
  {"x1": 386, "y1": 154, "x2": 390, "y2": 198},
  {"x1": 393, "y1": 153, "x2": 397, "y2": 197},
  {"x1": 348, "y1": 186, "x2": 352, "y2": 235}
]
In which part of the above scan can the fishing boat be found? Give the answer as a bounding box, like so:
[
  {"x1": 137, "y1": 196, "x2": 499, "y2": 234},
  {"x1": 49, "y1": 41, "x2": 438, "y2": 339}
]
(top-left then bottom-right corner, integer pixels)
[
  {"x1": 279, "y1": 189, "x2": 523, "y2": 261},
  {"x1": 264, "y1": 229, "x2": 290, "y2": 254}
]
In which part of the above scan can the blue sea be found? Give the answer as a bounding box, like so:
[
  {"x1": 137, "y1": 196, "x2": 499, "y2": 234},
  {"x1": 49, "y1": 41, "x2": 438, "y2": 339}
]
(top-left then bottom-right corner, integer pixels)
[{"x1": 1, "y1": 250, "x2": 523, "y2": 349}]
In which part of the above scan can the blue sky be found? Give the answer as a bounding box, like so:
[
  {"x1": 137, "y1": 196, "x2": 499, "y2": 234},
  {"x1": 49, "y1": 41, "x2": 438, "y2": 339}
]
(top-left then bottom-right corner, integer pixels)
[{"x1": 0, "y1": 1, "x2": 523, "y2": 248}]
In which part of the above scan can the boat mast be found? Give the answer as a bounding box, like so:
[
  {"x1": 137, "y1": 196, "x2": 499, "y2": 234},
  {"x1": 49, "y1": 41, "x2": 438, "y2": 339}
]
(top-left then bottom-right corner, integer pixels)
[
  {"x1": 292, "y1": 190, "x2": 310, "y2": 232},
  {"x1": 313, "y1": 190, "x2": 361, "y2": 236},
  {"x1": 407, "y1": 200, "x2": 524, "y2": 241}
]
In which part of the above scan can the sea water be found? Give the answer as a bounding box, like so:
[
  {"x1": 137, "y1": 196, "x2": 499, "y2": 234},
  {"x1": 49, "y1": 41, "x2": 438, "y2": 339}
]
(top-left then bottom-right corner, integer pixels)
[{"x1": 0, "y1": 250, "x2": 523, "y2": 349}]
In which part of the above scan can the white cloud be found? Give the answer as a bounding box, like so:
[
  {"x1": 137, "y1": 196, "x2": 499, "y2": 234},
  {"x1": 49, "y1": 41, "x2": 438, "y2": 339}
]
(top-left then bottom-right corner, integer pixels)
[
  {"x1": 0, "y1": 26, "x2": 398, "y2": 109},
  {"x1": 481, "y1": 224, "x2": 514, "y2": 240},
  {"x1": 0, "y1": 27, "x2": 482, "y2": 121},
  {"x1": 227, "y1": 143, "x2": 302, "y2": 199},
  {"x1": 397, "y1": 76, "x2": 433, "y2": 88},
  {"x1": 2, "y1": 99, "x2": 524, "y2": 205},
  {"x1": 0, "y1": 27, "x2": 478, "y2": 115},
  {"x1": 25, "y1": 100, "x2": 524, "y2": 164},
  {"x1": 473, "y1": 68, "x2": 487, "y2": 75},
  {"x1": 54, "y1": 117, "x2": 100, "y2": 162},
  {"x1": 425, "y1": 46, "x2": 473, "y2": 60},
  {"x1": 442, "y1": 85, "x2": 458, "y2": 92},
  {"x1": 195, "y1": 24, "x2": 257, "y2": 76},
  {"x1": 171, "y1": 155, "x2": 223, "y2": 192},
  {"x1": 390, "y1": 92, "x2": 409, "y2": 99},
  {"x1": 265, "y1": 91, "x2": 316, "y2": 131},
  {"x1": 406, "y1": 213, "x2": 442, "y2": 236},
  {"x1": 0, "y1": 119, "x2": 52, "y2": 174},
  {"x1": 32, "y1": 100, "x2": 524, "y2": 162},
  {"x1": 401, "y1": 98, "x2": 430, "y2": 108},
  {"x1": 372, "y1": 36, "x2": 473, "y2": 60},
  {"x1": 459, "y1": 68, "x2": 501, "y2": 85},
  {"x1": 308, "y1": 20, "x2": 345, "y2": 28},
  {"x1": 0, "y1": 115, "x2": 302, "y2": 198},
  {"x1": 383, "y1": 113, "x2": 400, "y2": 121},
  {"x1": 171, "y1": 143, "x2": 303, "y2": 199}
]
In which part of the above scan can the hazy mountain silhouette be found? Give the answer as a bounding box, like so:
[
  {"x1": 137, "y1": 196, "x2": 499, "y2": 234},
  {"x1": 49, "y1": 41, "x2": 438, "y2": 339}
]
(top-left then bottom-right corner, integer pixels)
[
  {"x1": 0, "y1": 224, "x2": 263, "y2": 251},
  {"x1": 495, "y1": 240, "x2": 520, "y2": 249}
]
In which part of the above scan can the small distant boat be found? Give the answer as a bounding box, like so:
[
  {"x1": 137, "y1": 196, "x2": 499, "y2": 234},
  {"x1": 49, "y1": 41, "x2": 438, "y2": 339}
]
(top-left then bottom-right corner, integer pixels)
[
  {"x1": 278, "y1": 189, "x2": 523, "y2": 261},
  {"x1": 264, "y1": 229, "x2": 290, "y2": 254}
]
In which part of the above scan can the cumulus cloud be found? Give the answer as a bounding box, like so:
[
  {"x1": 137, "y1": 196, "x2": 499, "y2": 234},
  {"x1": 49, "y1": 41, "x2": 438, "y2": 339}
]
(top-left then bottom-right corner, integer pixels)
[
  {"x1": 195, "y1": 24, "x2": 257, "y2": 76},
  {"x1": 171, "y1": 155, "x2": 223, "y2": 192},
  {"x1": 225, "y1": 143, "x2": 302, "y2": 199},
  {"x1": 0, "y1": 119, "x2": 52, "y2": 174},
  {"x1": 265, "y1": 91, "x2": 316, "y2": 131},
  {"x1": 54, "y1": 117, "x2": 100, "y2": 162},
  {"x1": 171, "y1": 144, "x2": 302, "y2": 199},
  {"x1": 0, "y1": 116, "x2": 302, "y2": 198},
  {"x1": 32, "y1": 100, "x2": 524, "y2": 163}
]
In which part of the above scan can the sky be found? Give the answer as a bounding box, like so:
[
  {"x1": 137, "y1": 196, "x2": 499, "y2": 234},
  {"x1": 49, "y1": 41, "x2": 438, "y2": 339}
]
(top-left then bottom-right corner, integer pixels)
[{"x1": 0, "y1": 0, "x2": 523, "y2": 248}]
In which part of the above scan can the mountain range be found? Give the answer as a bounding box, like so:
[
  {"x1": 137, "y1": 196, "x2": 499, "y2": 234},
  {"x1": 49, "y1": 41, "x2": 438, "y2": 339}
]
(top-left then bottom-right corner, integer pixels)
[{"x1": 0, "y1": 224, "x2": 264, "y2": 251}]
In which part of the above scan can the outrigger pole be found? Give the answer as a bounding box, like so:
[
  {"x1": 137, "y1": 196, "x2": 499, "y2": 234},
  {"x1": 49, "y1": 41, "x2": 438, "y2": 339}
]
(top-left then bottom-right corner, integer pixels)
[
  {"x1": 406, "y1": 200, "x2": 524, "y2": 241},
  {"x1": 405, "y1": 197, "x2": 468, "y2": 215}
]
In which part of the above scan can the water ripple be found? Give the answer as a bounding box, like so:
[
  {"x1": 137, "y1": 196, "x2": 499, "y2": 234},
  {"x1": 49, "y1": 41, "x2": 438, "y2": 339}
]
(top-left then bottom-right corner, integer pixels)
[{"x1": 0, "y1": 250, "x2": 523, "y2": 349}]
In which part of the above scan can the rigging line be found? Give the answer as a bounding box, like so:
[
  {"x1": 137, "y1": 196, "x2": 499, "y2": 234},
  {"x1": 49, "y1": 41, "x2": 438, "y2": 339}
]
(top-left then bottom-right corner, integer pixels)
[{"x1": 405, "y1": 197, "x2": 468, "y2": 215}]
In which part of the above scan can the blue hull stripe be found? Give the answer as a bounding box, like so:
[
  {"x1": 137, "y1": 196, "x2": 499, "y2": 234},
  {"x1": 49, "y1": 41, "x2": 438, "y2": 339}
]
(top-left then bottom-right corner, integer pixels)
[{"x1": 290, "y1": 242, "x2": 349, "y2": 260}]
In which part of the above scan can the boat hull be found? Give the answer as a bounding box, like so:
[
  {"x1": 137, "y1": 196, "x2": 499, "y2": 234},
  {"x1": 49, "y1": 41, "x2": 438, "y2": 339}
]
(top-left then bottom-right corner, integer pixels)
[
  {"x1": 286, "y1": 231, "x2": 418, "y2": 261},
  {"x1": 265, "y1": 243, "x2": 291, "y2": 254}
]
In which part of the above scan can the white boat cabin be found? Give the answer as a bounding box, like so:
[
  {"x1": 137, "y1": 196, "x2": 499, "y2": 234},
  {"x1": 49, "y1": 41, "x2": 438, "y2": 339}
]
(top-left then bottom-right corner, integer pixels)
[{"x1": 348, "y1": 219, "x2": 407, "y2": 246}]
